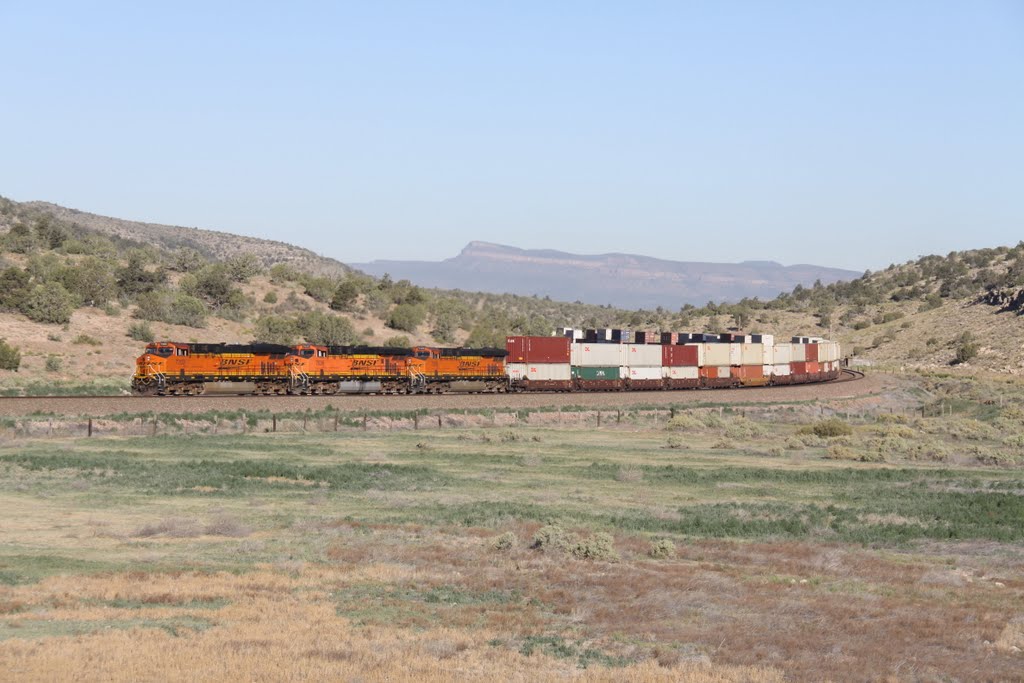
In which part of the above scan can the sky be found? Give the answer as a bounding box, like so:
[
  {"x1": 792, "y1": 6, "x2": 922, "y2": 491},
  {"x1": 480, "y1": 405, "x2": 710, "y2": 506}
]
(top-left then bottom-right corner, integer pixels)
[{"x1": 1, "y1": 2, "x2": 1021, "y2": 272}]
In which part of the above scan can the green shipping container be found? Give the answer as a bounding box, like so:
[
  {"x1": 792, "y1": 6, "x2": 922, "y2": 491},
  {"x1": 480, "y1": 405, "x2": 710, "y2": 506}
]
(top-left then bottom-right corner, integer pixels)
[{"x1": 572, "y1": 366, "x2": 621, "y2": 380}]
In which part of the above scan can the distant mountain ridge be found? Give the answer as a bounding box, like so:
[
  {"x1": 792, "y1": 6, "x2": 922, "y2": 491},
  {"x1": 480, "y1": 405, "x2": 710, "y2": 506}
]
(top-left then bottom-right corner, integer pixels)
[{"x1": 354, "y1": 241, "x2": 860, "y2": 308}]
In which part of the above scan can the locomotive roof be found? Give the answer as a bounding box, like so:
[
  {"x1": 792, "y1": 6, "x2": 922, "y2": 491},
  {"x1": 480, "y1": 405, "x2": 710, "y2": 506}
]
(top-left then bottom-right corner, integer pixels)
[
  {"x1": 326, "y1": 345, "x2": 415, "y2": 356},
  {"x1": 187, "y1": 343, "x2": 293, "y2": 355}
]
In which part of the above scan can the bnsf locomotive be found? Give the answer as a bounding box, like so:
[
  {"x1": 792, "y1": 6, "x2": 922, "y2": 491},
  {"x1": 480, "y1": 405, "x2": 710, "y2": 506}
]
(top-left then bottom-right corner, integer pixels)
[{"x1": 132, "y1": 333, "x2": 842, "y2": 396}]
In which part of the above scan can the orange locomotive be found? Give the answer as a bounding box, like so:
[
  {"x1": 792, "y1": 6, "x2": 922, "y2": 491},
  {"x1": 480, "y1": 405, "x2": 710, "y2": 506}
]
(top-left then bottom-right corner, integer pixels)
[
  {"x1": 286, "y1": 345, "x2": 510, "y2": 394},
  {"x1": 132, "y1": 342, "x2": 299, "y2": 395}
]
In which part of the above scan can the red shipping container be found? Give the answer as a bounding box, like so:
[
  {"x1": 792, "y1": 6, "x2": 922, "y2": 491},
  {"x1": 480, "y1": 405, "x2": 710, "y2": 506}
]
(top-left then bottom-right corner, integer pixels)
[
  {"x1": 806, "y1": 344, "x2": 819, "y2": 362},
  {"x1": 806, "y1": 361, "x2": 821, "y2": 373},
  {"x1": 790, "y1": 361, "x2": 808, "y2": 374},
  {"x1": 505, "y1": 336, "x2": 571, "y2": 363},
  {"x1": 662, "y1": 344, "x2": 699, "y2": 367}
]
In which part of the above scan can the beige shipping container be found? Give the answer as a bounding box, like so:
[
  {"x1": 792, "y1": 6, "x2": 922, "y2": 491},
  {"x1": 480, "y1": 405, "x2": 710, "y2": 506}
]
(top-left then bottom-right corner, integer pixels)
[
  {"x1": 625, "y1": 343, "x2": 663, "y2": 367},
  {"x1": 628, "y1": 366, "x2": 663, "y2": 380},
  {"x1": 762, "y1": 343, "x2": 775, "y2": 366},
  {"x1": 714, "y1": 366, "x2": 731, "y2": 379},
  {"x1": 740, "y1": 343, "x2": 764, "y2": 365},
  {"x1": 791, "y1": 343, "x2": 807, "y2": 362},
  {"x1": 667, "y1": 366, "x2": 699, "y2": 380},
  {"x1": 572, "y1": 343, "x2": 624, "y2": 367},
  {"x1": 516, "y1": 363, "x2": 572, "y2": 381},
  {"x1": 704, "y1": 343, "x2": 731, "y2": 366},
  {"x1": 729, "y1": 344, "x2": 742, "y2": 366},
  {"x1": 774, "y1": 344, "x2": 793, "y2": 364},
  {"x1": 771, "y1": 363, "x2": 791, "y2": 376}
]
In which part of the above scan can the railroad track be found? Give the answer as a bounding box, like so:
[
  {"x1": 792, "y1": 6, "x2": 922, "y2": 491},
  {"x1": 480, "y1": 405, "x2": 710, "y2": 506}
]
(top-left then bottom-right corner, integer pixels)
[{"x1": 0, "y1": 371, "x2": 864, "y2": 401}]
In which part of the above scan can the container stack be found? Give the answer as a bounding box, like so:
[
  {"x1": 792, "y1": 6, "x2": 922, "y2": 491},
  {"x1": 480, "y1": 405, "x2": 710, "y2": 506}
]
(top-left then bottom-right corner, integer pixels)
[
  {"x1": 505, "y1": 336, "x2": 572, "y2": 390},
  {"x1": 625, "y1": 342, "x2": 662, "y2": 388},
  {"x1": 571, "y1": 340, "x2": 624, "y2": 389},
  {"x1": 663, "y1": 343, "x2": 701, "y2": 388}
]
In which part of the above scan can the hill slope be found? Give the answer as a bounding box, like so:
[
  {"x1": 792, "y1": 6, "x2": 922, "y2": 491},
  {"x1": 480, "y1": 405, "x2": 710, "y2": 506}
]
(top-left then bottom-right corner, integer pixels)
[
  {"x1": 353, "y1": 241, "x2": 860, "y2": 308},
  {"x1": 5, "y1": 201, "x2": 350, "y2": 277}
]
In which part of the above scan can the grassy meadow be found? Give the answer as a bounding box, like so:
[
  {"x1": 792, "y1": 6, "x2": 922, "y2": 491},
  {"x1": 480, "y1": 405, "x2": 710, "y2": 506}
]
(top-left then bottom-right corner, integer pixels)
[{"x1": 1, "y1": 376, "x2": 1023, "y2": 681}]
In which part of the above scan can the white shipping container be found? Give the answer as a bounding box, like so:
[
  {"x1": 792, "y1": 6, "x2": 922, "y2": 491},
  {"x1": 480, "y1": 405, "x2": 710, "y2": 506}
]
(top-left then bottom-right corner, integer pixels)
[
  {"x1": 521, "y1": 363, "x2": 572, "y2": 381},
  {"x1": 625, "y1": 343, "x2": 663, "y2": 367},
  {"x1": 572, "y1": 343, "x2": 624, "y2": 367},
  {"x1": 667, "y1": 366, "x2": 699, "y2": 379},
  {"x1": 506, "y1": 363, "x2": 528, "y2": 381},
  {"x1": 774, "y1": 344, "x2": 793, "y2": 364},
  {"x1": 714, "y1": 366, "x2": 731, "y2": 379},
  {"x1": 628, "y1": 366, "x2": 662, "y2": 381},
  {"x1": 762, "y1": 344, "x2": 775, "y2": 366},
  {"x1": 704, "y1": 343, "x2": 731, "y2": 366},
  {"x1": 729, "y1": 344, "x2": 742, "y2": 366},
  {"x1": 791, "y1": 343, "x2": 807, "y2": 362},
  {"x1": 760, "y1": 334, "x2": 775, "y2": 346},
  {"x1": 771, "y1": 363, "x2": 791, "y2": 376},
  {"x1": 740, "y1": 343, "x2": 763, "y2": 365}
]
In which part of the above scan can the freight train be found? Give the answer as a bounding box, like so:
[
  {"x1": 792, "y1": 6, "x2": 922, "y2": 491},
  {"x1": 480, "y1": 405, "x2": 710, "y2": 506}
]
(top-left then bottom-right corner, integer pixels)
[{"x1": 131, "y1": 331, "x2": 841, "y2": 396}]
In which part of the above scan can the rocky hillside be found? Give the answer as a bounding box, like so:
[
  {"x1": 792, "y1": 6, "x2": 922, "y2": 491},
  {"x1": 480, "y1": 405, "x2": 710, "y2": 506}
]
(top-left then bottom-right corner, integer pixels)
[
  {"x1": 2, "y1": 200, "x2": 350, "y2": 278},
  {"x1": 353, "y1": 241, "x2": 860, "y2": 308}
]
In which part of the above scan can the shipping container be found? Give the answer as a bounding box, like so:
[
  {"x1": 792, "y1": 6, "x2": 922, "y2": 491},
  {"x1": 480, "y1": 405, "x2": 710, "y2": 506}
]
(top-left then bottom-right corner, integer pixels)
[
  {"x1": 704, "y1": 343, "x2": 731, "y2": 366},
  {"x1": 572, "y1": 366, "x2": 622, "y2": 380},
  {"x1": 572, "y1": 342, "x2": 625, "y2": 367},
  {"x1": 515, "y1": 363, "x2": 572, "y2": 381},
  {"x1": 774, "y1": 344, "x2": 793, "y2": 364},
  {"x1": 662, "y1": 343, "x2": 701, "y2": 367},
  {"x1": 770, "y1": 363, "x2": 791, "y2": 376},
  {"x1": 790, "y1": 361, "x2": 809, "y2": 375},
  {"x1": 506, "y1": 336, "x2": 571, "y2": 363},
  {"x1": 699, "y1": 366, "x2": 731, "y2": 379},
  {"x1": 733, "y1": 365, "x2": 764, "y2": 379},
  {"x1": 625, "y1": 343, "x2": 662, "y2": 366},
  {"x1": 806, "y1": 343, "x2": 819, "y2": 362},
  {"x1": 740, "y1": 343, "x2": 763, "y2": 365},
  {"x1": 729, "y1": 344, "x2": 743, "y2": 366},
  {"x1": 762, "y1": 343, "x2": 775, "y2": 366},
  {"x1": 627, "y1": 366, "x2": 662, "y2": 381},
  {"x1": 666, "y1": 366, "x2": 699, "y2": 380},
  {"x1": 505, "y1": 363, "x2": 528, "y2": 381},
  {"x1": 660, "y1": 332, "x2": 679, "y2": 345},
  {"x1": 791, "y1": 343, "x2": 807, "y2": 362}
]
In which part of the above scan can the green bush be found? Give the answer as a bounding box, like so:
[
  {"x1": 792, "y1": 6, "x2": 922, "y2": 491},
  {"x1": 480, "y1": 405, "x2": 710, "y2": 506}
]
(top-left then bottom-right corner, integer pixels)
[
  {"x1": 45, "y1": 355, "x2": 62, "y2": 372},
  {"x1": 531, "y1": 525, "x2": 572, "y2": 552},
  {"x1": 297, "y1": 311, "x2": 356, "y2": 345},
  {"x1": 254, "y1": 315, "x2": 299, "y2": 345},
  {"x1": 72, "y1": 334, "x2": 102, "y2": 346},
  {"x1": 648, "y1": 539, "x2": 676, "y2": 559},
  {"x1": 330, "y1": 280, "x2": 360, "y2": 311},
  {"x1": 383, "y1": 335, "x2": 410, "y2": 348},
  {"x1": 489, "y1": 532, "x2": 517, "y2": 552},
  {"x1": 387, "y1": 303, "x2": 426, "y2": 332},
  {"x1": 0, "y1": 339, "x2": 20, "y2": 371},
  {"x1": 128, "y1": 321, "x2": 155, "y2": 342},
  {"x1": 21, "y1": 282, "x2": 74, "y2": 324},
  {"x1": 570, "y1": 532, "x2": 619, "y2": 561},
  {"x1": 262, "y1": 291, "x2": 278, "y2": 304},
  {"x1": 803, "y1": 418, "x2": 853, "y2": 438},
  {"x1": 955, "y1": 341, "x2": 979, "y2": 365}
]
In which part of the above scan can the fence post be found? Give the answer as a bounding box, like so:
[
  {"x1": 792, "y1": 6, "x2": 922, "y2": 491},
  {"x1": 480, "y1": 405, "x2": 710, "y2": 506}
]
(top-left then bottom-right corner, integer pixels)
[
  {"x1": 363, "y1": 414, "x2": 368, "y2": 431},
  {"x1": 272, "y1": 414, "x2": 277, "y2": 432},
  {"x1": 334, "y1": 413, "x2": 339, "y2": 432},
  {"x1": 597, "y1": 412, "x2": 601, "y2": 428},
  {"x1": 414, "y1": 413, "x2": 419, "y2": 430},
  {"x1": 438, "y1": 414, "x2": 442, "y2": 429},
  {"x1": 87, "y1": 418, "x2": 92, "y2": 437}
]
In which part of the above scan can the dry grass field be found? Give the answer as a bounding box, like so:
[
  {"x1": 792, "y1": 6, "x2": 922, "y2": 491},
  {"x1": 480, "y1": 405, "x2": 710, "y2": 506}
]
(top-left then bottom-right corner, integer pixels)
[{"x1": 1, "y1": 374, "x2": 1022, "y2": 681}]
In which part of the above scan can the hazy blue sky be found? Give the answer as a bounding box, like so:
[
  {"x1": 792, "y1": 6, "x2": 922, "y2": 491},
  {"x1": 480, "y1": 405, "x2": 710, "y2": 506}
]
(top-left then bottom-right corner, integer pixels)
[{"x1": 1, "y1": 2, "x2": 1021, "y2": 271}]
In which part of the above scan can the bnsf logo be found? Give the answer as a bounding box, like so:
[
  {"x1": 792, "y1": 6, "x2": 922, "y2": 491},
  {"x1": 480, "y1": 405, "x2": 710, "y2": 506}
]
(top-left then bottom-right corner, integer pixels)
[
  {"x1": 458, "y1": 361, "x2": 481, "y2": 370},
  {"x1": 219, "y1": 359, "x2": 249, "y2": 367},
  {"x1": 352, "y1": 359, "x2": 377, "y2": 368}
]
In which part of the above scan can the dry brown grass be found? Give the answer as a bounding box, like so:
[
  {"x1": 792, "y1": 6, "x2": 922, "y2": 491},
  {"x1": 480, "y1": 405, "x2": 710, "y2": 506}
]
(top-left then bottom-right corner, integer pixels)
[{"x1": 0, "y1": 570, "x2": 784, "y2": 682}]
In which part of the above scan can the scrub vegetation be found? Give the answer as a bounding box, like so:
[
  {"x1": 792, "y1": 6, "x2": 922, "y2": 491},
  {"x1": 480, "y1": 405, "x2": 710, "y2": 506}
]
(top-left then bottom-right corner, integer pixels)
[{"x1": 1, "y1": 374, "x2": 1023, "y2": 680}]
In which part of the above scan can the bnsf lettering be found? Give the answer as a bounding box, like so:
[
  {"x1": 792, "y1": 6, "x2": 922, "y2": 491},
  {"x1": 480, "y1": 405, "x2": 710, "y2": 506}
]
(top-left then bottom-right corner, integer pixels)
[
  {"x1": 351, "y1": 359, "x2": 377, "y2": 368},
  {"x1": 219, "y1": 359, "x2": 249, "y2": 367},
  {"x1": 458, "y1": 361, "x2": 482, "y2": 370}
]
